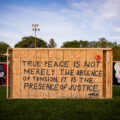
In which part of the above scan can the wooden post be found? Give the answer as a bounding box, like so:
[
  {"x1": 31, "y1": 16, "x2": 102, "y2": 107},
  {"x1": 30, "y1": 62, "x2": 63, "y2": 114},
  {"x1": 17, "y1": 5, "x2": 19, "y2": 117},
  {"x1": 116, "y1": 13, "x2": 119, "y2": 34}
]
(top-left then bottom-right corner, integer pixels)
[
  {"x1": 103, "y1": 50, "x2": 113, "y2": 98},
  {"x1": 6, "y1": 49, "x2": 9, "y2": 99}
]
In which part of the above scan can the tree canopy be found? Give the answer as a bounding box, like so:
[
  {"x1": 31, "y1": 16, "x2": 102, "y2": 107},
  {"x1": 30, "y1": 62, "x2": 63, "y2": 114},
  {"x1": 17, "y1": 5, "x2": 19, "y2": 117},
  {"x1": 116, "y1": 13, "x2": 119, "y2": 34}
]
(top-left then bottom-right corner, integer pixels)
[
  {"x1": 48, "y1": 38, "x2": 57, "y2": 48},
  {"x1": 15, "y1": 36, "x2": 48, "y2": 48},
  {"x1": 61, "y1": 38, "x2": 120, "y2": 61},
  {"x1": 61, "y1": 40, "x2": 80, "y2": 48},
  {"x1": 0, "y1": 41, "x2": 10, "y2": 62},
  {"x1": 113, "y1": 46, "x2": 120, "y2": 61},
  {"x1": 0, "y1": 37, "x2": 120, "y2": 61},
  {"x1": 61, "y1": 38, "x2": 118, "y2": 48}
]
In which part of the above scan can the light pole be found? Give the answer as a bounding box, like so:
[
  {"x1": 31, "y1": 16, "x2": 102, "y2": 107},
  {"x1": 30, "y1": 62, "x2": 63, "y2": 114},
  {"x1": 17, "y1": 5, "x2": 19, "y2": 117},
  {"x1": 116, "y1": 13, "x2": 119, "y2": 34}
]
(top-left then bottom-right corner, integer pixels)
[{"x1": 32, "y1": 24, "x2": 40, "y2": 48}]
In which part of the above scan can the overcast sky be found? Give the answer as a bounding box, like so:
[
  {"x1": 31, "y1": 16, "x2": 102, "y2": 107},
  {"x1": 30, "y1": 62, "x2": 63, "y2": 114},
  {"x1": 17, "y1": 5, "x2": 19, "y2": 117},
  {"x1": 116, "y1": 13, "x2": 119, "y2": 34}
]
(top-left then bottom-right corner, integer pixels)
[{"x1": 0, "y1": 0, "x2": 120, "y2": 47}]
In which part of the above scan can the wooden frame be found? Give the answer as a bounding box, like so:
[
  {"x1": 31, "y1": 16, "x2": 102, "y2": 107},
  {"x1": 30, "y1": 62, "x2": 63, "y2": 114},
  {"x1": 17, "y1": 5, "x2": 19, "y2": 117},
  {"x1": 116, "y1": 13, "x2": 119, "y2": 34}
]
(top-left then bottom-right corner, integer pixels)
[{"x1": 7, "y1": 48, "x2": 113, "y2": 99}]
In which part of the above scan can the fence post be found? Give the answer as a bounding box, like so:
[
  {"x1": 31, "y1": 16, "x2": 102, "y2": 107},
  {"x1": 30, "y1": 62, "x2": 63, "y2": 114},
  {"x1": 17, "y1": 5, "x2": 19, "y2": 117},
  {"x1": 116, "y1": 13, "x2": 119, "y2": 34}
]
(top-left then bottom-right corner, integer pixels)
[{"x1": 6, "y1": 49, "x2": 10, "y2": 99}]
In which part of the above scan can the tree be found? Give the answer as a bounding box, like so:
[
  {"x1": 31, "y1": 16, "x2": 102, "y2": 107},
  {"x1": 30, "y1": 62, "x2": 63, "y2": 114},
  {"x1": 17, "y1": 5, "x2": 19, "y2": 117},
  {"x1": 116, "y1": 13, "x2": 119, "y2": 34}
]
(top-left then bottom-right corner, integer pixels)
[
  {"x1": 98, "y1": 38, "x2": 108, "y2": 48},
  {"x1": 48, "y1": 38, "x2": 57, "y2": 48},
  {"x1": 89, "y1": 41, "x2": 99, "y2": 48},
  {"x1": 61, "y1": 40, "x2": 80, "y2": 48},
  {"x1": 79, "y1": 40, "x2": 89, "y2": 48},
  {"x1": 0, "y1": 42, "x2": 10, "y2": 62},
  {"x1": 15, "y1": 36, "x2": 48, "y2": 48},
  {"x1": 61, "y1": 38, "x2": 120, "y2": 61},
  {"x1": 113, "y1": 46, "x2": 120, "y2": 61}
]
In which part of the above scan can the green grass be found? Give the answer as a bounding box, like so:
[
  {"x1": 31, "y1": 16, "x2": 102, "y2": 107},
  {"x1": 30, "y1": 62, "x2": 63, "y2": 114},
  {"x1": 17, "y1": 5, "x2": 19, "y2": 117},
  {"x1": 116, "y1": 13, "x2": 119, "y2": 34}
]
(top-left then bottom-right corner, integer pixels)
[{"x1": 0, "y1": 86, "x2": 120, "y2": 120}]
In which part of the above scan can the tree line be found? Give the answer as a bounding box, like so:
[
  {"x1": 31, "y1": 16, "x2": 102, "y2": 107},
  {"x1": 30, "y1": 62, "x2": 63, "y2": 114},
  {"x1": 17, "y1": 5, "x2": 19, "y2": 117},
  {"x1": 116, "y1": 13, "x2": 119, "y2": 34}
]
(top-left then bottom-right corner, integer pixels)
[{"x1": 0, "y1": 36, "x2": 120, "y2": 61}]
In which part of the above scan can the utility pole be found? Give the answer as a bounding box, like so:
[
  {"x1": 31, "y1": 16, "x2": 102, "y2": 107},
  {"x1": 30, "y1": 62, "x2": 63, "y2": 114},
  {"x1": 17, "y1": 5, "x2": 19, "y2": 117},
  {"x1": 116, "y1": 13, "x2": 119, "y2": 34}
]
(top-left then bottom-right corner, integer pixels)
[{"x1": 32, "y1": 24, "x2": 40, "y2": 48}]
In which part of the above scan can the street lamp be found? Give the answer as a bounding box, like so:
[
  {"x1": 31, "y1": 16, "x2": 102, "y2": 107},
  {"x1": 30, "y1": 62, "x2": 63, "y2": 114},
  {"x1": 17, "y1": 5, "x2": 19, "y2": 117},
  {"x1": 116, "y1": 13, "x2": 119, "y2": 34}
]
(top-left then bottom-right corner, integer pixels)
[{"x1": 32, "y1": 24, "x2": 40, "y2": 48}]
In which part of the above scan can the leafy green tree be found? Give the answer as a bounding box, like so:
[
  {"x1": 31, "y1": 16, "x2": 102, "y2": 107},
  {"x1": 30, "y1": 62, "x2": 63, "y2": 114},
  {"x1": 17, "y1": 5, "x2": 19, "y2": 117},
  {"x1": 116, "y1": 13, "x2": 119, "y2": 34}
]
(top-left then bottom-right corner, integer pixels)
[
  {"x1": 61, "y1": 38, "x2": 118, "y2": 48},
  {"x1": 98, "y1": 38, "x2": 108, "y2": 48},
  {"x1": 113, "y1": 46, "x2": 120, "y2": 61},
  {"x1": 79, "y1": 40, "x2": 89, "y2": 48},
  {"x1": 15, "y1": 36, "x2": 48, "y2": 48},
  {"x1": 48, "y1": 38, "x2": 57, "y2": 48},
  {"x1": 89, "y1": 41, "x2": 99, "y2": 48},
  {"x1": 61, "y1": 38, "x2": 120, "y2": 61},
  {"x1": 0, "y1": 42, "x2": 10, "y2": 62},
  {"x1": 61, "y1": 40, "x2": 80, "y2": 48}
]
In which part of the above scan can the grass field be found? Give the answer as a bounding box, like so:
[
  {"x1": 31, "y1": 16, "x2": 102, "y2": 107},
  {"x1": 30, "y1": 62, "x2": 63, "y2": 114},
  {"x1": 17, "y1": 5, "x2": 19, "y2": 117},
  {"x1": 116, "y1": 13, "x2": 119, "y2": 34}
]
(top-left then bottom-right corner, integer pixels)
[{"x1": 0, "y1": 86, "x2": 120, "y2": 120}]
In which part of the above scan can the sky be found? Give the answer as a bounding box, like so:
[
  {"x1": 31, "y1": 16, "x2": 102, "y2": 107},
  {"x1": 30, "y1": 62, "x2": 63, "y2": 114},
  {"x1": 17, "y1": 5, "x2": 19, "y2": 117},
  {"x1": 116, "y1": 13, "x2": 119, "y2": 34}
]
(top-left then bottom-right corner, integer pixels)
[{"x1": 0, "y1": 0, "x2": 120, "y2": 47}]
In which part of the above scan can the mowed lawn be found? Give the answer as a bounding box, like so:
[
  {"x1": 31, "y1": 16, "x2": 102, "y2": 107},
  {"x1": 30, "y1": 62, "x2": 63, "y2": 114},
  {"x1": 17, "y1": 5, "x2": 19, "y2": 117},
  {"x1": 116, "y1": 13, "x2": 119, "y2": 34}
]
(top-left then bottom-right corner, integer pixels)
[{"x1": 0, "y1": 86, "x2": 120, "y2": 120}]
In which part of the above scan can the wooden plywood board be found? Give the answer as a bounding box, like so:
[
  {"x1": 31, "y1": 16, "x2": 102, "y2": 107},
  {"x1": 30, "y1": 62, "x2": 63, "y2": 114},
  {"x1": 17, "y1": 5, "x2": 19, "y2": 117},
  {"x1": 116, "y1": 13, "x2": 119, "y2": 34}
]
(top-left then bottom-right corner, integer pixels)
[{"x1": 9, "y1": 48, "x2": 112, "y2": 99}]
